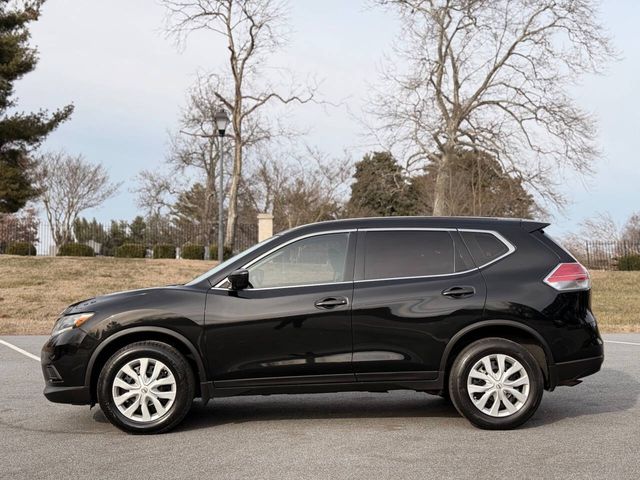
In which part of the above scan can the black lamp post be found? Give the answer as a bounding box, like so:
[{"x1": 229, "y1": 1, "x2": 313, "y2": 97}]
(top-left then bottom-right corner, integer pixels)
[{"x1": 214, "y1": 109, "x2": 230, "y2": 263}]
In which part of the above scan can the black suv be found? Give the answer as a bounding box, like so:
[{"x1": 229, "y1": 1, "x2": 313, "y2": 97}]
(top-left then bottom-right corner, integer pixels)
[{"x1": 42, "y1": 217, "x2": 603, "y2": 433}]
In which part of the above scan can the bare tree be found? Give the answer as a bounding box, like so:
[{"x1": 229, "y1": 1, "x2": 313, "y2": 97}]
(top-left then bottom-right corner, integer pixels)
[
  {"x1": 579, "y1": 212, "x2": 621, "y2": 242},
  {"x1": 162, "y1": 0, "x2": 315, "y2": 248},
  {"x1": 372, "y1": 0, "x2": 616, "y2": 215},
  {"x1": 134, "y1": 169, "x2": 175, "y2": 217},
  {"x1": 565, "y1": 210, "x2": 640, "y2": 246},
  {"x1": 562, "y1": 212, "x2": 634, "y2": 268},
  {"x1": 34, "y1": 152, "x2": 120, "y2": 247},
  {"x1": 135, "y1": 75, "x2": 274, "y2": 250},
  {"x1": 243, "y1": 147, "x2": 353, "y2": 231},
  {"x1": 133, "y1": 78, "x2": 226, "y2": 225},
  {"x1": 0, "y1": 207, "x2": 39, "y2": 253},
  {"x1": 168, "y1": 77, "x2": 232, "y2": 249},
  {"x1": 622, "y1": 212, "x2": 640, "y2": 242}
]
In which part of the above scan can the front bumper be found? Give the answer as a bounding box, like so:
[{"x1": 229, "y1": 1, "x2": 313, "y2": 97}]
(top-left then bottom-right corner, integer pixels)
[
  {"x1": 41, "y1": 328, "x2": 98, "y2": 405},
  {"x1": 43, "y1": 384, "x2": 92, "y2": 404}
]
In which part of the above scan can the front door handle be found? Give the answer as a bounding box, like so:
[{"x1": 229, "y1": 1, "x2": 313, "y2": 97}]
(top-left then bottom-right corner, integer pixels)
[
  {"x1": 314, "y1": 297, "x2": 348, "y2": 309},
  {"x1": 442, "y1": 286, "x2": 476, "y2": 298}
]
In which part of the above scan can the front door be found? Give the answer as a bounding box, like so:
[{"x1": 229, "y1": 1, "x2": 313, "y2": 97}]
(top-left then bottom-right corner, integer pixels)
[
  {"x1": 351, "y1": 229, "x2": 487, "y2": 381},
  {"x1": 204, "y1": 231, "x2": 356, "y2": 387}
]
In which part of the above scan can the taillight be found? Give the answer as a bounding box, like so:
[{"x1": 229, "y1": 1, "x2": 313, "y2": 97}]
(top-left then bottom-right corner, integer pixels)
[{"x1": 543, "y1": 263, "x2": 591, "y2": 291}]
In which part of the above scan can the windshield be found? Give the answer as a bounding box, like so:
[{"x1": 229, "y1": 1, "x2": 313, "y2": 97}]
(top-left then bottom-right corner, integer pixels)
[{"x1": 185, "y1": 236, "x2": 280, "y2": 287}]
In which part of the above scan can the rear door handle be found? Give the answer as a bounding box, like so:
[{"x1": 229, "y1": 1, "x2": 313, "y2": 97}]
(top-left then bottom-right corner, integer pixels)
[
  {"x1": 442, "y1": 286, "x2": 476, "y2": 298},
  {"x1": 314, "y1": 297, "x2": 349, "y2": 309}
]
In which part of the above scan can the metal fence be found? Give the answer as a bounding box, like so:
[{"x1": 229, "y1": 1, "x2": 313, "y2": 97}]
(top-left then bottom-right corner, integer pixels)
[
  {"x1": 582, "y1": 241, "x2": 640, "y2": 270},
  {"x1": 0, "y1": 219, "x2": 258, "y2": 258}
]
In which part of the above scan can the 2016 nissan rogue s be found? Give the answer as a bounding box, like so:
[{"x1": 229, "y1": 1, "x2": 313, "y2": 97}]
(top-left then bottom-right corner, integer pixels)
[{"x1": 41, "y1": 217, "x2": 604, "y2": 433}]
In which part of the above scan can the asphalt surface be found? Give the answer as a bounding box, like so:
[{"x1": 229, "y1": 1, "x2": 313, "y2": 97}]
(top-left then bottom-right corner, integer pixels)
[{"x1": 1, "y1": 334, "x2": 638, "y2": 480}]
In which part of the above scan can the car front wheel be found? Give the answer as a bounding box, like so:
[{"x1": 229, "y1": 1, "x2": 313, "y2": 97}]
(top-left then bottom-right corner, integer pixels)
[
  {"x1": 448, "y1": 337, "x2": 544, "y2": 430},
  {"x1": 97, "y1": 340, "x2": 195, "y2": 434}
]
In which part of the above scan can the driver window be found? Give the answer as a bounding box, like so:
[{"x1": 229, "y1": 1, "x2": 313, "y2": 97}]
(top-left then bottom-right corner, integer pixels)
[{"x1": 247, "y1": 233, "x2": 350, "y2": 289}]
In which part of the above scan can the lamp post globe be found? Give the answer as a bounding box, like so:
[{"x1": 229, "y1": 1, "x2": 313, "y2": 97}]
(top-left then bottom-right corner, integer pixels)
[{"x1": 214, "y1": 109, "x2": 230, "y2": 136}]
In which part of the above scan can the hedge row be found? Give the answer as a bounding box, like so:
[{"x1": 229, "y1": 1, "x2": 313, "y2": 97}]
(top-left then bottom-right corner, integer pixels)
[
  {"x1": 5, "y1": 242, "x2": 37, "y2": 256},
  {"x1": 115, "y1": 243, "x2": 146, "y2": 258},
  {"x1": 181, "y1": 244, "x2": 233, "y2": 260},
  {"x1": 618, "y1": 254, "x2": 640, "y2": 271},
  {"x1": 58, "y1": 243, "x2": 95, "y2": 257},
  {"x1": 153, "y1": 244, "x2": 176, "y2": 259},
  {"x1": 2, "y1": 242, "x2": 234, "y2": 260},
  {"x1": 180, "y1": 243, "x2": 203, "y2": 260}
]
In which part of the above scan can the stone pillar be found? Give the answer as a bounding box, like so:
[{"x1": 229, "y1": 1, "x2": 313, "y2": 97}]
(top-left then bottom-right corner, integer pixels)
[{"x1": 257, "y1": 213, "x2": 274, "y2": 242}]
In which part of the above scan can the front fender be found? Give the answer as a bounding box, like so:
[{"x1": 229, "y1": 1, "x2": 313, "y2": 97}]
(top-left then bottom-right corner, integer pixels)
[{"x1": 84, "y1": 325, "x2": 208, "y2": 387}]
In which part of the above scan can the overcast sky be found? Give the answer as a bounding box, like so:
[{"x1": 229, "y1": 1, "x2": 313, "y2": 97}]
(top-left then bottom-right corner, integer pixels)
[{"x1": 16, "y1": 0, "x2": 640, "y2": 237}]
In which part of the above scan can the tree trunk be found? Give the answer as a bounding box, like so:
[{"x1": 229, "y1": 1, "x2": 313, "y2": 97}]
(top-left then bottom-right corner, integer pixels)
[
  {"x1": 432, "y1": 153, "x2": 450, "y2": 216},
  {"x1": 202, "y1": 170, "x2": 214, "y2": 258},
  {"x1": 224, "y1": 136, "x2": 242, "y2": 250}
]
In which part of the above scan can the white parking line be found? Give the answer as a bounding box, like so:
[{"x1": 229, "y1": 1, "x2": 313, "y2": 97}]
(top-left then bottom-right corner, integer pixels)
[
  {"x1": 604, "y1": 340, "x2": 640, "y2": 347},
  {"x1": 0, "y1": 339, "x2": 40, "y2": 361}
]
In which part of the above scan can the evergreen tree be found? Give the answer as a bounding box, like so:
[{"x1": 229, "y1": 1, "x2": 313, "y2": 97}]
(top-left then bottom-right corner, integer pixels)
[
  {"x1": 73, "y1": 217, "x2": 107, "y2": 243},
  {"x1": 171, "y1": 183, "x2": 210, "y2": 230},
  {"x1": 346, "y1": 152, "x2": 417, "y2": 217},
  {"x1": 0, "y1": 0, "x2": 73, "y2": 213},
  {"x1": 128, "y1": 216, "x2": 147, "y2": 243},
  {"x1": 102, "y1": 220, "x2": 128, "y2": 256}
]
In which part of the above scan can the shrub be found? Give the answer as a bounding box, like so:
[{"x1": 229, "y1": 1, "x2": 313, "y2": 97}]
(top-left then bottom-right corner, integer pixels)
[
  {"x1": 618, "y1": 254, "x2": 640, "y2": 271},
  {"x1": 209, "y1": 244, "x2": 234, "y2": 261},
  {"x1": 6, "y1": 242, "x2": 37, "y2": 256},
  {"x1": 57, "y1": 243, "x2": 95, "y2": 257},
  {"x1": 181, "y1": 244, "x2": 204, "y2": 260},
  {"x1": 153, "y1": 244, "x2": 176, "y2": 259},
  {"x1": 115, "y1": 243, "x2": 147, "y2": 258}
]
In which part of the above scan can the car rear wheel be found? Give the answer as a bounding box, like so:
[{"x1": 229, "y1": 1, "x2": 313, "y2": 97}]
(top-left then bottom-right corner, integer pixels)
[
  {"x1": 448, "y1": 337, "x2": 543, "y2": 430},
  {"x1": 97, "y1": 341, "x2": 195, "y2": 434}
]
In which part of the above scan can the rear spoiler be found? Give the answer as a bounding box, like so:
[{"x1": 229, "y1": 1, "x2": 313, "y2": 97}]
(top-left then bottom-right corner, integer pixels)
[{"x1": 520, "y1": 220, "x2": 550, "y2": 232}]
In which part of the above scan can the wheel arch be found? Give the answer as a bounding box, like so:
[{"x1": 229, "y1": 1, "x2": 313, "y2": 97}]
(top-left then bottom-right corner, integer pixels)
[
  {"x1": 440, "y1": 320, "x2": 556, "y2": 390},
  {"x1": 85, "y1": 327, "x2": 207, "y2": 403}
]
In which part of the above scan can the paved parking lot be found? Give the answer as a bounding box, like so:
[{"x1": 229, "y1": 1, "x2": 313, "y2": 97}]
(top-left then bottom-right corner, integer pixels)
[{"x1": 1, "y1": 334, "x2": 638, "y2": 480}]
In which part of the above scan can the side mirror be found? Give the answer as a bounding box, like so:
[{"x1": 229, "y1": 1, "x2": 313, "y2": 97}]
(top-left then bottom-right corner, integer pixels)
[{"x1": 228, "y1": 269, "x2": 250, "y2": 290}]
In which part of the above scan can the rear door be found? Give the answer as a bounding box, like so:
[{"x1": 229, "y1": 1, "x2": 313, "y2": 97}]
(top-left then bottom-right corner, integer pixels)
[{"x1": 351, "y1": 228, "x2": 487, "y2": 381}]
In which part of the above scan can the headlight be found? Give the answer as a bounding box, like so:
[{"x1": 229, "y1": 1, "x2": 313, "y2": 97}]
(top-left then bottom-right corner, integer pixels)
[{"x1": 51, "y1": 313, "x2": 94, "y2": 336}]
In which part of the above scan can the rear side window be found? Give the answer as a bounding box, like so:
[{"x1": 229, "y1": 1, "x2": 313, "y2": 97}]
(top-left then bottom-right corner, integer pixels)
[
  {"x1": 461, "y1": 231, "x2": 510, "y2": 267},
  {"x1": 363, "y1": 231, "x2": 456, "y2": 280}
]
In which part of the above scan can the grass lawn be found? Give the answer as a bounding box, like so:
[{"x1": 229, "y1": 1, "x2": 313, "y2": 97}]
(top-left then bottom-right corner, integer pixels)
[
  {"x1": 590, "y1": 270, "x2": 640, "y2": 332},
  {"x1": 0, "y1": 256, "x2": 217, "y2": 335},
  {"x1": 0, "y1": 256, "x2": 638, "y2": 334}
]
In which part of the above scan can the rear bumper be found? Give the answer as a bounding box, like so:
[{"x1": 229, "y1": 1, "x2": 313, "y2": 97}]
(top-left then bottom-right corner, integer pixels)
[{"x1": 554, "y1": 355, "x2": 604, "y2": 387}]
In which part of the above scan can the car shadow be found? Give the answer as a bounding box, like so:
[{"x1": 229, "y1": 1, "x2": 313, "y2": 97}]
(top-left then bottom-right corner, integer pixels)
[
  {"x1": 175, "y1": 392, "x2": 461, "y2": 432},
  {"x1": 524, "y1": 367, "x2": 640, "y2": 428},
  {"x1": 91, "y1": 367, "x2": 638, "y2": 432}
]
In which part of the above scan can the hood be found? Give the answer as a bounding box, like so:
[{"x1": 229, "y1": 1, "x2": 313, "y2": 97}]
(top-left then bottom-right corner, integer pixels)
[{"x1": 62, "y1": 286, "x2": 179, "y2": 315}]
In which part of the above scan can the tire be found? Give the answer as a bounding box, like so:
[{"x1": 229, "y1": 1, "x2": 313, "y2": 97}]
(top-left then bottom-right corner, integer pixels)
[
  {"x1": 97, "y1": 341, "x2": 195, "y2": 434},
  {"x1": 448, "y1": 337, "x2": 543, "y2": 430}
]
